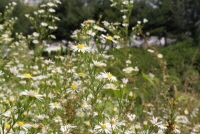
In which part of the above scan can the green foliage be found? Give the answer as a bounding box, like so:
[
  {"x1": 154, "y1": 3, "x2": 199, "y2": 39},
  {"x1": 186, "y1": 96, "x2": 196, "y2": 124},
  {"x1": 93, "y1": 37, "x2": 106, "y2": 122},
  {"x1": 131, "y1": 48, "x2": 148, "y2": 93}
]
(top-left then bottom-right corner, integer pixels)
[
  {"x1": 107, "y1": 40, "x2": 200, "y2": 98},
  {"x1": 159, "y1": 41, "x2": 200, "y2": 73},
  {"x1": 107, "y1": 47, "x2": 161, "y2": 78},
  {"x1": 54, "y1": 0, "x2": 100, "y2": 40},
  {"x1": 12, "y1": 2, "x2": 35, "y2": 35}
]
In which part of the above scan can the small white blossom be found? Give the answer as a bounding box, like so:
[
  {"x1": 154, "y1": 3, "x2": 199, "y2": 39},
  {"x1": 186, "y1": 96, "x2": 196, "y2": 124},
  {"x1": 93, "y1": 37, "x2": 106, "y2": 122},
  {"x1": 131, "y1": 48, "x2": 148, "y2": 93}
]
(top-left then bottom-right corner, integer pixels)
[
  {"x1": 143, "y1": 18, "x2": 148, "y2": 23},
  {"x1": 94, "y1": 122, "x2": 112, "y2": 134},
  {"x1": 41, "y1": 22, "x2": 48, "y2": 26},
  {"x1": 71, "y1": 44, "x2": 91, "y2": 53},
  {"x1": 20, "y1": 90, "x2": 43, "y2": 100}
]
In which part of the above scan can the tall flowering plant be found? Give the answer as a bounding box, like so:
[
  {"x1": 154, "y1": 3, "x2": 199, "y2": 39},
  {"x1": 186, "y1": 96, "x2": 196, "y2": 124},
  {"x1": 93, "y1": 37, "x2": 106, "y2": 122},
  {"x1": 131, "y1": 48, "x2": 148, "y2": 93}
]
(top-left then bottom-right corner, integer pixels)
[
  {"x1": 0, "y1": 0, "x2": 199, "y2": 134},
  {"x1": 25, "y1": 0, "x2": 61, "y2": 55}
]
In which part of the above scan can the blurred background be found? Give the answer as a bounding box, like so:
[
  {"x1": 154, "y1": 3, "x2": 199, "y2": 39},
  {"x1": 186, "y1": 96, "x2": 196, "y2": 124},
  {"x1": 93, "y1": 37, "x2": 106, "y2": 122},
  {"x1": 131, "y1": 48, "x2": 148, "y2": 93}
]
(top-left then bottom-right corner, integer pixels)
[{"x1": 0, "y1": 0, "x2": 199, "y2": 46}]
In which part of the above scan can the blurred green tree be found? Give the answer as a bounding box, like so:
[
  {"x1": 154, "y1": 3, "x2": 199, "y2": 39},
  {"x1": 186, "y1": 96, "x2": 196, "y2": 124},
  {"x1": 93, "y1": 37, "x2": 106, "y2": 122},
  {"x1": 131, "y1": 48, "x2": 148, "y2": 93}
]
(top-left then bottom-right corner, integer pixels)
[
  {"x1": 184, "y1": 0, "x2": 200, "y2": 45},
  {"x1": 53, "y1": 0, "x2": 101, "y2": 40}
]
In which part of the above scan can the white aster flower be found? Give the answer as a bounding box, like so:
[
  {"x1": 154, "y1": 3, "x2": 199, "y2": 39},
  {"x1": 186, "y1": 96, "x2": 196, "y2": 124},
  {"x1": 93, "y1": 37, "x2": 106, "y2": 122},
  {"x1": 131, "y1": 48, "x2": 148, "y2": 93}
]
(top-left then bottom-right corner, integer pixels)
[
  {"x1": 143, "y1": 18, "x2": 148, "y2": 23},
  {"x1": 49, "y1": 102, "x2": 62, "y2": 109},
  {"x1": 17, "y1": 121, "x2": 32, "y2": 131},
  {"x1": 107, "y1": 117, "x2": 125, "y2": 129},
  {"x1": 47, "y1": 2, "x2": 55, "y2": 7},
  {"x1": 103, "y1": 83, "x2": 119, "y2": 90},
  {"x1": 34, "y1": 114, "x2": 47, "y2": 120},
  {"x1": 122, "y1": 67, "x2": 135, "y2": 73},
  {"x1": 33, "y1": 32, "x2": 39, "y2": 37},
  {"x1": 66, "y1": 81, "x2": 81, "y2": 94},
  {"x1": 173, "y1": 127, "x2": 181, "y2": 134},
  {"x1": 0, "y1": 70, "x2": 4, "y2": 75},
  {"x1": 150, "y1": 116, "x2": 162, "y2": 126},
  {"x1": 20, "y1": 90, "x2": 43, "y2": 100},
  {"x1": 60, "y1": 125, "x2": 71, "y2": 134},
  {"x1": 76, "y1": 109, "x2": 85, "y2": 117},
  {"x1": 122, "y1": 15, "x2": 127, "y2": 19},
  {"x1": 87, "y1": 30, "x2": 96, "y2": 36},
  {"x1": 2, "y1": 110, "x2": 12, "y2": 117},
  {"x1": 56, "y1": 0, "x2": 61, "y2": 4},
  {"x1": 50, "y1": 34, "x2": 56, "y2": 39},
  {"x1": 49, "y1": 8, "x2": 55, "y2": 12},
  {"x1": 93, "y1": 25, "x2": 106, "y2": 32},
  {"x1": 41, "y1": 22, "x2": 48, "y2": 26},
  {"x1": 120, "y1": 9, "x2": 128, "y2": 12},
  {"x1": 48, "y1": 26, "x2": 55, "y2": 29},
  {"x1": 54, "y1": 116, "x2": 62, "y2": 122},
  {"x1": 133, "y1": 66, "x2": 139, "y2": 71},
  {"x1": 114, "y1": 35, "x2": 120, "y2": 39},
  {"x1": 17, "y1": 73, "x2": 32, "y2": 79},
  {"x1": 122, "y1": 1, "x2": 129, "y2": 4},
  {"x1": 12, "y1": 2, "x2": 17, "y2": 5},
  {"x1": 126, "y1": 60, "x2": 132, "y2": 64},
  {"x1": 32, "y1": 40, "x2": 39, "y2": 44},
  {"x1": 38, "y1": 9, "x2": 45, "y2": 13},
  {"x1": 48, "y1": 93, "x2": 56, "y2": 98},
  {"x1": 63, "y1": 124, "x2": 77, "y2": 129},
  {"x1": 175, "y1": 115, "x2": 190, "y2": 124},
  {"x1": 148, "y1": 73, "x2": 155, "y2": 78},
  {"x1": 126, "y1": 113, "x2": 136, "y2": 121},
  {"x1": 10, "y1": 66, "x2": 19, "y2": 75},
  {"x1": 147, "y1": 49, "x2": 155, "y2": 53},
  {"x1": 137, "y1": 21, "x2": 141, "y2": 24},
  {"x1": 110, "y1": 2, "x2": 117, "y2": 7},
  {"x1": 157, "y1": 54, "x2": 163, "y2": 58},
  {"x1": 157, "y1": 129, "x2": 165, "y2": 134},
  {"x1": 157, "y1": 124, "x2": 167, "y2": 130},
  {"x1": 97, "y1": 72, "x2": 117, "y2": 81},
  {"x1": 0, "y1": 24, "x2": 4, "y2": 30},
  {"x1": 94, "y1": 122, "x2": 112, "y2": 134},
  {"x1": 92, "y1": 60, "x2": 107, "y2": 67},
  {"x1": 78, "y1": 101, "x2": 92, "y2": 110},
  {"x1": 122, "y1": 23, "x2": 129, "y2": 27},
  {"x1": 121, "y1": 78, "x2": 129, "y2": 84},
  {"x1": 85, "y1": 19, "x2": 95, "y2": 23},
  {"x1": 71, "y1": 44, "x2": 91, "y2": 53}
]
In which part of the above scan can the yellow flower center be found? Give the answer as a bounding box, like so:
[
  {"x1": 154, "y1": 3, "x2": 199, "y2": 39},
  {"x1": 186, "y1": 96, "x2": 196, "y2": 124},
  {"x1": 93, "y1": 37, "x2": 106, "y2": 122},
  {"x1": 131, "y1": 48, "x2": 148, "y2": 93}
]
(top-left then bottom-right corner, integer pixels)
[
  {"x1": 79, "y1": 112, "x2": 84, "y2": 115},
  {"x1": 114, "y1": 35, "x2": 120, "y2": 38},
  {"x1": 71, "y1": 85, "x2": 77, "y2": 90},
  {"x1": 77, "y1": 44, "x2": 83, "y2": 49},
  {"x1": 34, "y1": 115, "x2": 38, "y2": 119},
  {"x1": 78, "y1": 73, "x2": 84, "y2": 76},
  {"x1": 81, "y1": 104, "x2": 85, "y2": 108},
  {"x1": 94, "y1": 63, "x2": 100, "y2": 66},
  {"x1": 18, "y1": 121, "x2": 24, "y2": 126},
  {"x1": 101, "y1": 124, "x2": 107, "y2": 129},
  {"x1": 55, "y1": 117, "x2": 61, "y2": 120},
  {"x1": 24, "y1": 74, "x2": 31, "y2": 78},
  {"x1": 110, "y1": 120, "x2": 115, "y2": 124},
  {"x1": 108, "y1": 74, "x2": 113, "y2": 78},
  {"x1": 4, "y1": 124, "x2": 10, "y2": 129},
  {"x1": 172, "y1": 125, "x2": 176, "y2": 130},
  {"x1": 53, "y1": 103, "x2": 58, "y2": 106},
  {"x1": 71, "y1": 95, "x2": 76, "y2": 98},
  {"x1": 107, "y1": 36, "x2": 113, "y2": 40}
]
